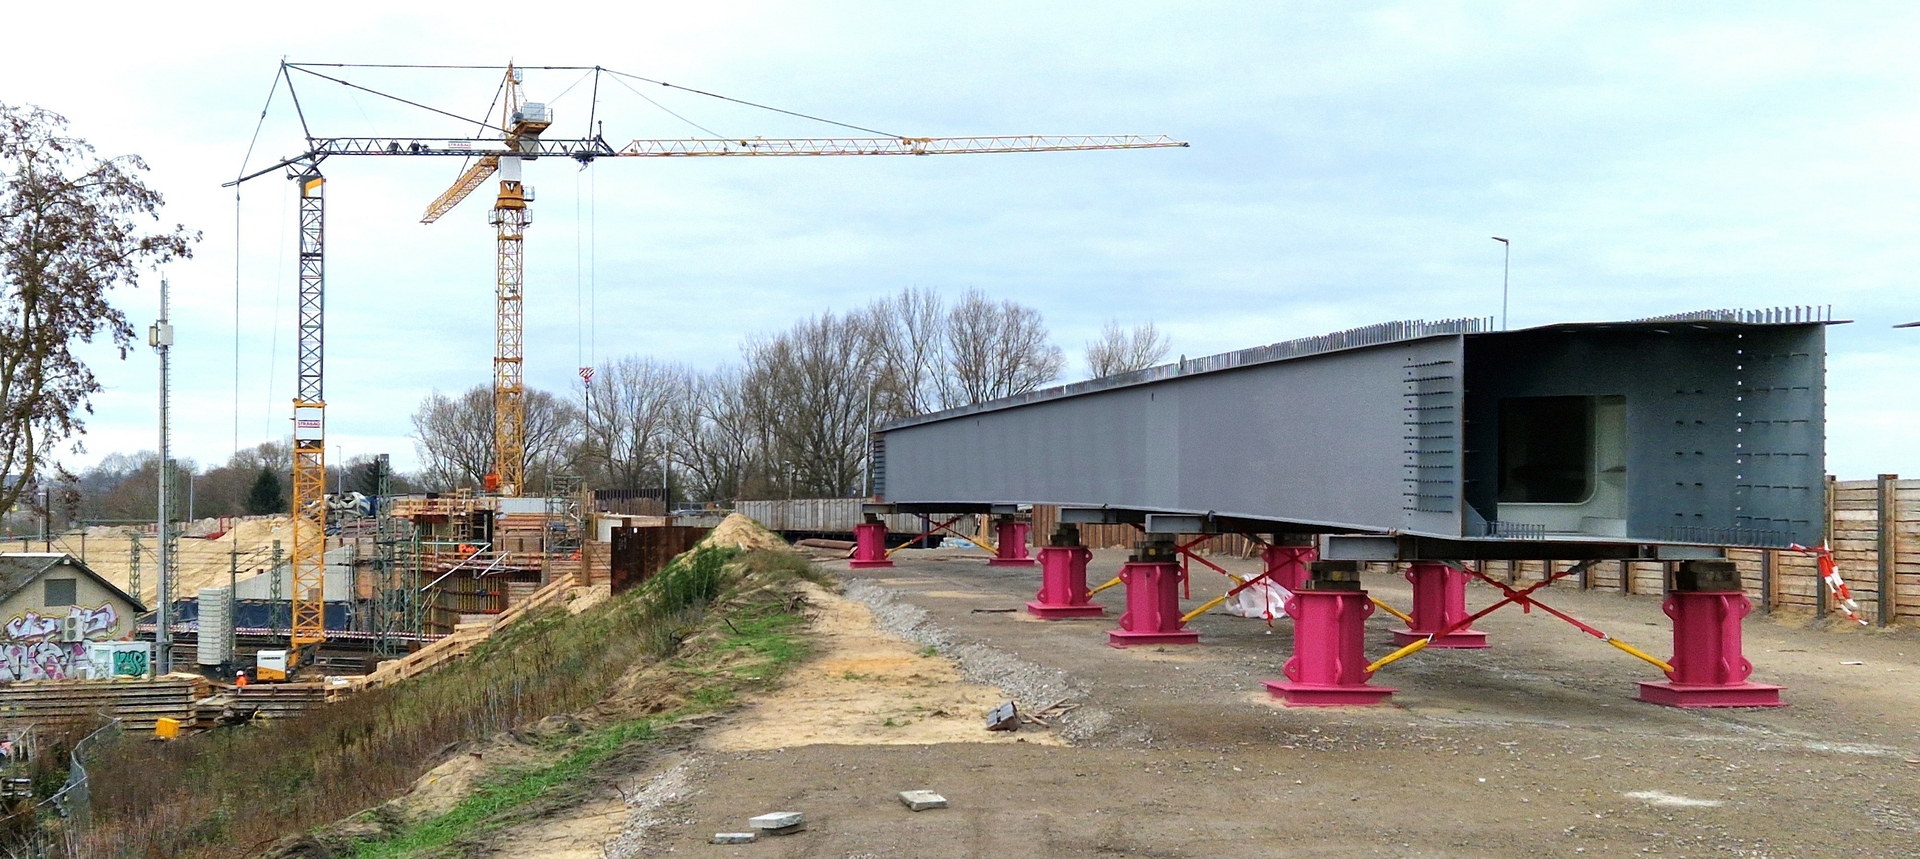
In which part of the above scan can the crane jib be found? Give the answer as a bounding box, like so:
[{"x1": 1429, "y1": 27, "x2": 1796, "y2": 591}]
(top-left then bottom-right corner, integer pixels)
[{"x1": 310, "y1": 135, "x2": 1189, "y2": 159}]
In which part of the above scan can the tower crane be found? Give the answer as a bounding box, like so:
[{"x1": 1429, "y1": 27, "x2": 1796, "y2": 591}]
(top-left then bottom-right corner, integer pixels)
[
  {"x1": 228, "y1": 62, "x2": 1184, "y2": 673},
  {"x1": 408, "y1": 65, "x2": 1186, "y2": 498}
]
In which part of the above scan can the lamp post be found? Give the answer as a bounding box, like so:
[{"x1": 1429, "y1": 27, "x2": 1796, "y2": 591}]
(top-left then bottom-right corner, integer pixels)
[{"x1": 1491, "y1": 236, "x2": 1510, "y2": 330}]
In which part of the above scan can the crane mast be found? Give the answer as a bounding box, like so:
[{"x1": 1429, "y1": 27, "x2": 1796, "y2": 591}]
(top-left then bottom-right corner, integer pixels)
[{"x1": 283, "y1": 165, "x2": 328, "y2": 675}]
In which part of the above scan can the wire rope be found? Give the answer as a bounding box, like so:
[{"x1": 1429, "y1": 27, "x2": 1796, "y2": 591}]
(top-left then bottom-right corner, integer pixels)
[
  {"x1": 601, "y1": 67, "x2": 898, "y2": 137},
  {"x1": 606, "y1": 74, "x2": 725, "y2": 138},
  {"x1": 235, "y1": 70, "x2": 283, "y2": 455}
]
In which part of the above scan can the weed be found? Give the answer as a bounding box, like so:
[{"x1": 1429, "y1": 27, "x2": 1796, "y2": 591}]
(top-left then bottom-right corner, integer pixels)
[
  {"x1": 918, "y1": 645, "x2": 940, "y2": 658},
  {"x1": 77, "y1": 543, "x2": 816, "y2": 859}
]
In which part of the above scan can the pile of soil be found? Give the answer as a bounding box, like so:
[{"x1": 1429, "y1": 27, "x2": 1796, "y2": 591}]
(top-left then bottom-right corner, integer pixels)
[{"x1": 698, "y1": 514, "x2": 787, "y2": 553}]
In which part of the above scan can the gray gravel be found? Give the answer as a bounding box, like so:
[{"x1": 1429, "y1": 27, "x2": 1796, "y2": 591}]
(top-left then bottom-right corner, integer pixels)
[{"x1": 841, "y1": 578, "x2": 1134, "y2": 744}]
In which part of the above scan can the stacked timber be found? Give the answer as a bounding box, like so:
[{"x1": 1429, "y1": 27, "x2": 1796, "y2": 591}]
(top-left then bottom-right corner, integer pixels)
[
  {"x1": 0, "y1": 675, "x2": 214, "y2": 733},
  {"x1": 230, "y1": 681, "x2": 343, "y2": 720},
  {"x1": 353, "y1": 577, "x2": 577, "y2": 691}
]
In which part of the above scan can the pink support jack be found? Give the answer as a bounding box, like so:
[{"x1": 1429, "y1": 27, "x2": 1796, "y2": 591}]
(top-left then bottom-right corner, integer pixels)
[
  {"x1": 1391, "y1": 561, "x2": 1489, "y2": 648},
  {"x1": 1638, "y1": 560, "x2": 1783, "y2": 708},
  {"x1": 1028, "y1": 526, "x2": 1104, "y2": 619},
  {"x1": 1107, "y1": 541, "x2": 1199, "y2": 647},
  {"x1": 1266, "y1": 561, "x2": 1395, "y2": 706},
  {"x1": 988, "y1": 518, "x2": 1036, "y2": 567},
  {"x1": 849, "y1": 520, "x2": 895, "y2": 569},
  {"x1": 1261, "y1": 544, "x2": 1316, "y2": 592}
]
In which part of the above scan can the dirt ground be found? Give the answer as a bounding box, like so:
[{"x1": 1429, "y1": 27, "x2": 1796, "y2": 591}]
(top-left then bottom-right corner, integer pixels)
[{"x1": 531, "y1": 548, "x2": 1920, "y2": 858}]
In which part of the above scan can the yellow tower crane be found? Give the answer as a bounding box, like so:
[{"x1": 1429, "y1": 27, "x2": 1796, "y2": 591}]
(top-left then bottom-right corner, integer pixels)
[
  {"x1": 228, "y1": 63, "x2": 1184, "y2": 673},
  {"x1": 413, "y1": 65, "x2": 1187, "y2": 497}
]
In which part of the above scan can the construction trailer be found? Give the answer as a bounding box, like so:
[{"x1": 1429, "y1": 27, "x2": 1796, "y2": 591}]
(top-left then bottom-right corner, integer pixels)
[{"x1": 867, "y1": 309, "x2": 1833, "y2": 708}]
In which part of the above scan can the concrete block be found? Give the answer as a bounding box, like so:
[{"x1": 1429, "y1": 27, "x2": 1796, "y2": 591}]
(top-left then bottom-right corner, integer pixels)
[
  {"x1": 749, "y1": 812, "x2": 806, "y2": 834},
  {"x1": 713, "y1": 832, "x2": 757, "y2": 844},
  {"x1": 898, "y1": 790, "x2": 948, "y2": 811}
]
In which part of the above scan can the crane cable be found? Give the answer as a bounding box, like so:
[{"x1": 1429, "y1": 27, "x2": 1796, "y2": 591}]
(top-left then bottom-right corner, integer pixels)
[{"x1": 235, "y1": 68, "x2": 283, "y2": 451}]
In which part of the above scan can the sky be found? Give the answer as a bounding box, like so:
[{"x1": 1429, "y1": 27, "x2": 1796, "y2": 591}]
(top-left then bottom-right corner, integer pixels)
[{"x1": 6, "y1": 1, "x2": 1915, "y2": 480}]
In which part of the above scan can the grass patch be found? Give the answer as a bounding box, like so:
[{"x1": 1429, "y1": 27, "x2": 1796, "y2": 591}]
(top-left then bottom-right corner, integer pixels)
[
  {"x1": 346, "y1": 719, "x2": 658, "y2": 859},
  {"x1": 344, "y1": 560, "x2": 814, "y2": 857},
  {"x1": 78, "y1": 542, "x2": 819, "y2": 859}
]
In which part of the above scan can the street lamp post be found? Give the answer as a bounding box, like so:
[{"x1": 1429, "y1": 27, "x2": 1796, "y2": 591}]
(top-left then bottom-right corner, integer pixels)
[{"x1": 1491, "y1": 236, "x2": 1510, "y2": 330}]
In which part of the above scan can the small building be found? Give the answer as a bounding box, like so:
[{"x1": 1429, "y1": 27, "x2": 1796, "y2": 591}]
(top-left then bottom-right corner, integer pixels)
[{"x1": 0, "y1": 553, "x2": 146, "y2": 682}]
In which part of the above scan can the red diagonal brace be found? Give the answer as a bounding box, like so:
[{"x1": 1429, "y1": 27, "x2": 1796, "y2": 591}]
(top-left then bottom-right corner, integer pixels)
[{"x1": 1463, "y1": 565, "x2": 1608, "y2": 640}]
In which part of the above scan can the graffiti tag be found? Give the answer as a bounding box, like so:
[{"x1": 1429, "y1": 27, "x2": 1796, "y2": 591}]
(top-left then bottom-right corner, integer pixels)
[{"x1": 110, "y1": 649, "x2": 148, "y2": 677}]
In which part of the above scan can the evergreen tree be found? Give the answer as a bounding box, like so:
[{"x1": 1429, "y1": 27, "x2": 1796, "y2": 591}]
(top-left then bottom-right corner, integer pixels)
[{"x1": 246, "y1": 467, "x2": 283, "y2": 515}]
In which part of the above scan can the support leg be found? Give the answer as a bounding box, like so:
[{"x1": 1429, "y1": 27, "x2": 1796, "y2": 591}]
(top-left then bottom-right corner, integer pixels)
[
  {"x1": 988, "y1": 517, "x2": 1036, "y2": 567},
  {"x1": 1261, "y1": 543, "x2": 1315, "y2": 593},
  {"x1": 1266, "y1": 561, "x2": 1395, "y2": 706},
  {"x1": 1108, "y1": 539, "x2": 1199, "y2": 647},
  {"x1": 1638, "y1": 560, "x2": 1784, "y2": 708},
  {"x1": 1392, "y1": 561, "x2": 1489, "y2": 648},
  {"x1": 849, "y1": 520, "x2": 895, "y2": 569},
  {"x1": 1028, "y1": 525, "x2": 1103, "y2": 618}
]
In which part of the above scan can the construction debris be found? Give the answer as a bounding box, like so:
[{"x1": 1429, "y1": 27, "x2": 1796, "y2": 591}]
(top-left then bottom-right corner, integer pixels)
[
  {"x1": 985, "y1": 700, "x2": 1019, "y2": 732},
  {"x1": 898, "y1": 790, "x2": 948, "y2": 811},
  {"x1": 712, "y1": 832, "x2": 757, "y2": 844},
  {"x1": 747, "y1": 811, "x2": 806, "y2": 835}
]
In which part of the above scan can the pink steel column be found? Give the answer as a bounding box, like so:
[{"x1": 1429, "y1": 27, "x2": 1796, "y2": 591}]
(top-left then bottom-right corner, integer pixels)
[
  {"x1": 1638, "y1": 560, "x2": 1784, "y2": 708},
  {"x1": 1391, "y1": 561, "x2": 1488, "y2": 648},
  {"x1": 1107, "y1": 540, "x2": 1199, "y2": 647},
  {"x1": 1028, "y1": 525, "x2": 1104, "y2": 618},
  {"x1": 988, "y1": 518, "x2": 1036, "y2": 567},
  {"x1": 849, "y1": 520, "x2": 895, "y2": 569},
  {"x1": 1261, "y1": 543, "x2": 1316, "y2": 593},
  {"x1": 1266, "y1": 561, "x2": 1396, "y2": 706}
]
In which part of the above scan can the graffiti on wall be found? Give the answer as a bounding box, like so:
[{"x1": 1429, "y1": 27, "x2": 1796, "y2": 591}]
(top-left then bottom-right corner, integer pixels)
[{"x1": 0, "y1": 604, "x2": 125, "y2": 682}]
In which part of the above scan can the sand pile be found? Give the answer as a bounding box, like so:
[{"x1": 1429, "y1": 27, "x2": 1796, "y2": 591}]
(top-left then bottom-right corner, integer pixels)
[
  {"x1": 697, "y1": 513, "x2": 787, "y2": 553},
  {"x1": 41, "y1": 515, "x2": 293, "y2": 604}
]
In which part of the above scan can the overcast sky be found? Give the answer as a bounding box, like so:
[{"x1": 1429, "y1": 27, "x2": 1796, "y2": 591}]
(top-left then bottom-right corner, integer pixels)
[{"x1": 9, "y1": 2, "x2": 1916, "y2": 479}]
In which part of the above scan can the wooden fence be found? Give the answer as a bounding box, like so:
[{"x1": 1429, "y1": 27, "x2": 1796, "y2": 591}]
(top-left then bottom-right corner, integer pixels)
[{"x1": 1039, "y1": 475, "x2": 1918, "y2": 626}]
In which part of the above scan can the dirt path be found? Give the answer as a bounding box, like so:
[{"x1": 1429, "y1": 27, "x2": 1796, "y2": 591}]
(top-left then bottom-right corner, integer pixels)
[{"x1": 566, "y1": 550, "x2": 1920, "y2": 857}]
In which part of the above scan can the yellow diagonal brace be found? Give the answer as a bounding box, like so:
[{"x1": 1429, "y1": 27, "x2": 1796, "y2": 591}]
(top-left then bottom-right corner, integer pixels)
[
  {"x1": 1181, "y1": 594, "x2": 1231, "y2": 624},
  {"x1": 1370, "y1": 597, "x2": 1413, "y2": 625},
  {"x1": 1607, "y1": 637, "x2": 1675, "y2": 674},
  {"x1": 1088, "y1": 576, "x2": 1122, "y2": 597},
  {"x1": 1366, "y1": 637, "x2": 1431, "y2": 674}
]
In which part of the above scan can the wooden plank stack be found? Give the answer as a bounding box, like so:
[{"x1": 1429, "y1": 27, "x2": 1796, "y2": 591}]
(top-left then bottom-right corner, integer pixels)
[
  {"x1": 0, "y1": 675, "x2": 214, "y2": 733},
  {"x1": 353, "y1": 577, "x2": 578, "y2": 691}
]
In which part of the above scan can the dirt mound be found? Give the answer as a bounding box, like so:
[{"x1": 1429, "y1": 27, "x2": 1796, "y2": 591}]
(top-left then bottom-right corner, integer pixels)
[
  {"x1": 47, "y1": 515, "x2": 293, "y2": 605},
  {"x1": 697, "y1": 513, "x2": 787, "y2": 553}
]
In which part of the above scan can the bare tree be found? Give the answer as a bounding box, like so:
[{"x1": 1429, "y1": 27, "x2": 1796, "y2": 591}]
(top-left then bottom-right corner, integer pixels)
[
  {"x1": 411, "y1": 388, "x2": 493, "y2": 491},
  {"x1": 578, "y1": 357, "x2": 684, "y2": 493},
  {"x1": 863, "y1": 287, "x2": 947, "y2": 420},
  {"x1": 1084, "y1": 319, "x2": 1171, "y2": 378},
  {"x1": 742, "y1": 312, "x2": 873, "y2": 497},
  {"x1": 411, "y1": 385, "x2": 576, "y2": 492},
  {"x1": 0, "y1": 103, "x2": 196, "y2": 517},
  {"x1": 668, "y1": 367, "x2": 760, "y2": 502},
  {"x1": 943, "y1": 288, "x2": 1065, "y2": 407},
  {"x1": 522, "y1": 388, "x2": 581, "y2": 492}
]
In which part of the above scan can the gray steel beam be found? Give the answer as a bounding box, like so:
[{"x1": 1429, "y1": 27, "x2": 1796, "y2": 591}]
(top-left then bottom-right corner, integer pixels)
[{"x1": 877, "y1": 310, "x2": 1834, "y2": 553}]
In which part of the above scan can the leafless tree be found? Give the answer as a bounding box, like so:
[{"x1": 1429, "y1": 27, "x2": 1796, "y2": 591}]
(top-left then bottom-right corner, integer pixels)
[
  {"x1": 578, "y1": 357, "x2": 685, "y2": 493},
  {"x1": 741, "y1": 312, "x2": 874, "y2": 497},
  {"x1": 863, "y1": 287, "x2": 947, "y2": 420},
  {"x1": 0, "y1": 103, "x2": 196, "y2": 517},
  {"x1": 942, "y1": 288, "x2": 1065, "y2": 406},
  {"x1": 411, "y1": 385, "x2": 576, "y2": 491},
  {"x1": 668, "y1": 367, "x2": 760, "y2": 502},
  {"x1": 1084, "y1": 319, "x2": 1171, "y2": 378},
  {"x1": 411, "y1": 388, "x2": 494, "y2": 491}
]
